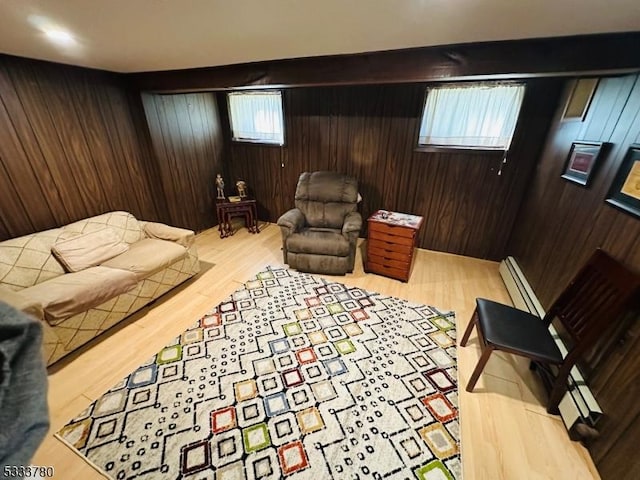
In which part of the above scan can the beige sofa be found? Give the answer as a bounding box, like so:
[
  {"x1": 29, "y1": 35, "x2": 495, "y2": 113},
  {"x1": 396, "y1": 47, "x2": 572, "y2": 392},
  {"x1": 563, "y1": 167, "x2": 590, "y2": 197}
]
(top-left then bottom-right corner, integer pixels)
[{"x1": 0, "y1": 211, "x2": 200, "y2": 366}]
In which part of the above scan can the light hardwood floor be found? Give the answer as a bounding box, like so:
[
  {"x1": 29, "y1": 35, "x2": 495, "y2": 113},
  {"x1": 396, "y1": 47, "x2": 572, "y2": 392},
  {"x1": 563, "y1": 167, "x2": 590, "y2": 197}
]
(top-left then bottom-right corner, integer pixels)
[{"x1": 33, "y1": 222, "x2": 599, "y2": 479}]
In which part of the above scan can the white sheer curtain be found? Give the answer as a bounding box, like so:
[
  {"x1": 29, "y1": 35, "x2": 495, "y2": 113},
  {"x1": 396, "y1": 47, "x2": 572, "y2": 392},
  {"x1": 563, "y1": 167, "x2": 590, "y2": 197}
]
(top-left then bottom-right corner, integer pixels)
[
  {"x1": 228, "y1": 91, "x2": 284, "y2": 144},
  {"x1": 418, "y1": 83, "x2": 525, "y2": 149}
]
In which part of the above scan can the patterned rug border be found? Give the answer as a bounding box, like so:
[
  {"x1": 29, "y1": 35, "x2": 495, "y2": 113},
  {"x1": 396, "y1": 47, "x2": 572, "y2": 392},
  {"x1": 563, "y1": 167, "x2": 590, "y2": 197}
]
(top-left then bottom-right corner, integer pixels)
[
  {"x1": 54, "y1": 266, "x2": 463, "y2": 480},
  {"x1": 54, "y1": 432, "x2": 111, "y2": 479}
]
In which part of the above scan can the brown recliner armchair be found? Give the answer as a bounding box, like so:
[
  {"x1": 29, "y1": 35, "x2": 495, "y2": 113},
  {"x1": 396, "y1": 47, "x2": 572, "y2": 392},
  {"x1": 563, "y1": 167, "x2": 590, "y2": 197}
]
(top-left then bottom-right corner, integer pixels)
[{"x1": 277, "y1": 171, "x2": 362, "y2": 275}]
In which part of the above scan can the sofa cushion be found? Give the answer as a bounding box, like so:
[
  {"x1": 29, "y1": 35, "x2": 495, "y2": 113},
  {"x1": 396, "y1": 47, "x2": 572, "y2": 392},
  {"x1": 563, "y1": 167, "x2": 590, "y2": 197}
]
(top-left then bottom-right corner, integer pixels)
[
  {"x1": 286, "y1": 229, "x2": 350, "y2": 257},
  {"x1": 51, "y1": 228, "x2": 130, "y2": 273},
  {"x1": 0, "y1": 287, "x2": 44, "y2": 319},
  {"x1": 0, "y1": 229, "x2": 66, "y2": 291},
  {"x1": 62, "y1": 211, "x2": 145, "y2": 245},
  {"x1": 101, "y1": 238, "x2": 188, "y2": 280},
  {"x1": 21, "y1": 266, "x2": 138, "y2": 325},
  {"x1": 142, "y1": 222, "x2": 195, "y2": 248}
]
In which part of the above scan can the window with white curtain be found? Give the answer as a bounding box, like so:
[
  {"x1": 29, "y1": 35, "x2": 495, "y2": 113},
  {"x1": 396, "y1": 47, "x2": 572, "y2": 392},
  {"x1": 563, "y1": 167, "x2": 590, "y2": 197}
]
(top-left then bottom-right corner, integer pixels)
[
  {"x1": 227, "y1": 91, "x2": 284, "y2": 145},
  {"x1": 418, "y1": 83, "x2": 525, "y2": 150}
]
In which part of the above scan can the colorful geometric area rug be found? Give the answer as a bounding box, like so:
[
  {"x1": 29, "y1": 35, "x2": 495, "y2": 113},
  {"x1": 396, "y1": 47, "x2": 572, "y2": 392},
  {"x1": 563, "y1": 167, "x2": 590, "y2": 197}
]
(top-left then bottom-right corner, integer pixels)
[{"x1": 56, "y1": 267, "x2": 461, "y2": 479}]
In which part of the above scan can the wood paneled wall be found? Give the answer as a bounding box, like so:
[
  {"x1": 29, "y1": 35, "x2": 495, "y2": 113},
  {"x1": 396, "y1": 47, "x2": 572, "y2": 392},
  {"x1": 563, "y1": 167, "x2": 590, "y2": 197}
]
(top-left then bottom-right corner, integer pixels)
[
  {"x1": 506, "y1": 74, "x2": 640, "y2": 480},
  {"x1": 141, "y1": 92, "x2": 224, "y2": 231},
  {"x1": 221, "y1": 80, "x2": 562, "y2": 260},
  {"x1": 0, "y1": 55, "x2": 165, "y2": 241},
  {"x1": 586, "y1": 312, "x2": 640, "y2": 480},
  {"x1": 507, "y1": 74, "x2": 640, "y2": 305}
]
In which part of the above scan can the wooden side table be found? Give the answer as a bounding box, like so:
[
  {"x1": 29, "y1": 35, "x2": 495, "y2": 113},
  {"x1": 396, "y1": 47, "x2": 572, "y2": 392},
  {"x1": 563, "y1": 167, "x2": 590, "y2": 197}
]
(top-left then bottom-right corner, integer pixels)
[
  {"x1": 215, "y1": 198, "x2": 259, "y2": 238},
  {"x1": 365, "y1": 209, "x2": 424, "y2": 282}
]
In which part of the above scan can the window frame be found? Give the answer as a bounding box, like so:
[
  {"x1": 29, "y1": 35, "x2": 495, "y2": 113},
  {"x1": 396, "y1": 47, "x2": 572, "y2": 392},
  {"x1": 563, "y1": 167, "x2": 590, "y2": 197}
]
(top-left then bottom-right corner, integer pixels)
[
  {"x1": 415, "y1": 81, "x2": 526, "y2": 154},
  {"x1": 226, "y1": 90, "x2": 286, "y2": 146}
]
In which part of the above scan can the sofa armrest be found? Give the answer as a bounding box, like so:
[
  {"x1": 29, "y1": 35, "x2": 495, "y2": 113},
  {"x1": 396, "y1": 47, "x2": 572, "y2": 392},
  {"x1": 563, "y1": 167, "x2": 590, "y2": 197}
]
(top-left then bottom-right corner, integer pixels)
[
  {"x1": 0, "y1": 287, "x2": 44, "y2": 320},
  {"x1": 277, "y1": 209, "x2": 305, "y2": 236},
  {"x1": 142, "y1": 222, "x2": 195, "y2": 248},
  {"x1": 342, "y1": 212, "x2": 362, "y2": 240}
]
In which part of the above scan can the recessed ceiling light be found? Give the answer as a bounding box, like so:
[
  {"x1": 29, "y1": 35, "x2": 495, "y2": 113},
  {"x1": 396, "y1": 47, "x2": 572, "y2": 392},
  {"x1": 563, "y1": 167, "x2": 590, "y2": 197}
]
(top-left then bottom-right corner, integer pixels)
[
  {"x1": 44, "y1": 28, "x2": 76, "y2": 46},
  {"x1": 28, "y1": 15, "x2": 78, "y2": 48}
]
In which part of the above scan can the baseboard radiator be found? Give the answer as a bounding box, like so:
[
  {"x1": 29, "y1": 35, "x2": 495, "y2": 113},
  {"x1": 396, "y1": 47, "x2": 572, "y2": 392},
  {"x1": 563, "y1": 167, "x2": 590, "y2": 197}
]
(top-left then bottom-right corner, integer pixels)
[{"x1": 499, "y1": 257, "x2": 602, "y2": 440}]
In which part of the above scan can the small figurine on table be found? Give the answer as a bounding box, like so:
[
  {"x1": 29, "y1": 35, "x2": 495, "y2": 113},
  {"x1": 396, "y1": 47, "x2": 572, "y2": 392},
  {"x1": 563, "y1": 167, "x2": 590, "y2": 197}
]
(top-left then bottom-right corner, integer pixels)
[
  {"x1": 236, "y1": 180, "x2": 248, "y2": 198},
  {"x1": 215, "y1": 174, "x2": 225, "y2": 199}
]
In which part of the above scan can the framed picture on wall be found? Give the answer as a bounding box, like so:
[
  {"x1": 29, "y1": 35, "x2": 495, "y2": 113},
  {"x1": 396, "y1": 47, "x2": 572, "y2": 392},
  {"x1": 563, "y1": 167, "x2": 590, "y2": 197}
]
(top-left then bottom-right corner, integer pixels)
[
  {"x1": 561, "y1": 78, "x2": 599, "y2": 122},
  {"x1": 606, "y1": 144, "x2": 640, "y2": 218},
  {"x1": 561, "y1": 141, "x2": 608, "y2": 186}
]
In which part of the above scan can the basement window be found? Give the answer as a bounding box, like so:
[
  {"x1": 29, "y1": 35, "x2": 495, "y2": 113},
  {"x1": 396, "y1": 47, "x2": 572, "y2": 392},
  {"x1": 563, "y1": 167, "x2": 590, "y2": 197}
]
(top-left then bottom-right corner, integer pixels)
[
  {"x1": 227, "y1": 91, "x2": 285, "y2": 145},
  {"x1": 417, "y1": 83, "x2": 525, "y2": 151}
]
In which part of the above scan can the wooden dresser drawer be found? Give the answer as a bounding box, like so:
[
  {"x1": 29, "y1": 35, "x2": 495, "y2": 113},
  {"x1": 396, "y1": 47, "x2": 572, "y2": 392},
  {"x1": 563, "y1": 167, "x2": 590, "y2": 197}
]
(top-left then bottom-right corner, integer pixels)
[
  {"x1": 368, "y1": 229, "x2": 415, "y2": 246},
  {"x1": 368, "y1": 245, "x2": 412, "y2": 262},
  {"x1": 367, "y1": 260, "x2": 410, "y2": 281},
  {"x1": 367, "y1": 253, "x2": 410, "y2": 271},
  {"x1": 368, "y1": 239, "x2": 413, "y2": 256},
  {"x1": 368, "y1": 221, "x2": 415, "y2": 239}
]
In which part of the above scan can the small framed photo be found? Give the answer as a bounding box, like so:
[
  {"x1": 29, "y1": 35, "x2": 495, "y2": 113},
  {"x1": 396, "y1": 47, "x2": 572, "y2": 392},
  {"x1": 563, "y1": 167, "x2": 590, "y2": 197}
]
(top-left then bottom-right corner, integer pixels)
[
  {"x1": 561, "y1": 141, "x2": 608, "y2": 186},
  {"x1": 606, "y1": 144, "x2": 640, "y2": 218},
  {"x1": 561, "y1": 78, "x2": 599, "y2": 122}
]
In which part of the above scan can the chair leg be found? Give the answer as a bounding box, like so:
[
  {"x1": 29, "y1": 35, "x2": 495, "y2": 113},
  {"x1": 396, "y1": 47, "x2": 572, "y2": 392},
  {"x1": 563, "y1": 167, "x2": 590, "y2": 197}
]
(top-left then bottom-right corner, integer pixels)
[
  {"x1": 546, "y1": 366, "x2": 572, "y2": 414},
  {"x1": 547, "y1": 385, "x2": 564, "y2": 415},
  {"x1": 466, "y1": 346, "x2": 494, "y2": 392},
  {"x1": 460, "y1": 309, "x2": 478, "y2": 347}
]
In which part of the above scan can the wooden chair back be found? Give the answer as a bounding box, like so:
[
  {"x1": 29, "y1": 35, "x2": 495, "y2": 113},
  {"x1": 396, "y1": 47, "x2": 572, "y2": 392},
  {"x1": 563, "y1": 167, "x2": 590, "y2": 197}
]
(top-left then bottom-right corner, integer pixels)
[{"x1": 545, "y1": 249, "x2": 640, "y2": 354}]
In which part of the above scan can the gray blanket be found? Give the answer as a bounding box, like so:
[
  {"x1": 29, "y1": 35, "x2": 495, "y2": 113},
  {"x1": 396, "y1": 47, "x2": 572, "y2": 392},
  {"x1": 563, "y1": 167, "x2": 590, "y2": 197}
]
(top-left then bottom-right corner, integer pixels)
[{"x1": 0, "y1": 302, "x2": 49, "y2": 474}]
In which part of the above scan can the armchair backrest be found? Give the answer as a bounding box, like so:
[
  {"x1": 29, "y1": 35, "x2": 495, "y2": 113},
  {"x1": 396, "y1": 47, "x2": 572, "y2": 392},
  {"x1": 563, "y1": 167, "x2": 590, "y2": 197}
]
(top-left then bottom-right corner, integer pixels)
[{"x1": 294, "y1": 171, "x2": 358, "y2": 229}]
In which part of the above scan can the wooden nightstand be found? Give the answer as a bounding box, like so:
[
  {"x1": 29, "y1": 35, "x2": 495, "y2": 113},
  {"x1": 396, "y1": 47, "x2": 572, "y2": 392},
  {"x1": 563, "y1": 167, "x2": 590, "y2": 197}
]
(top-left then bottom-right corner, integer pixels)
[
  {"x1": 215, "y1": 198, "x2": 259, "y2": 238},
  {"x1": 365, "y1": 210, "x2": 424, "y2": 282}
]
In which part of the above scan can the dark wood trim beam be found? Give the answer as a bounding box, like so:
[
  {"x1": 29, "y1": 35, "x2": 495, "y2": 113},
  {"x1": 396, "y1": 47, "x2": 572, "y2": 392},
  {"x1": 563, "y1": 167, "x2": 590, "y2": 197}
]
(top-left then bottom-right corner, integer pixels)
[{"x1": 129, "y1": 33, "x2": 640, "y2": 92}]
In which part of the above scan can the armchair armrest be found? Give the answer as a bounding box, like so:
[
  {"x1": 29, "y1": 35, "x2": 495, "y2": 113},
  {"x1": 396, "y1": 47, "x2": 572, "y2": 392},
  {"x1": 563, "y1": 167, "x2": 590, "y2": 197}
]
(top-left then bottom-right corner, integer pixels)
[
  {"x1": 342, "y1": 212, "x2": 362, "y2": 239},
  {"x1": 277, "y1": 209, "x2": 305, "y2": 236},
  {"x1": 142, "y1": 221, "x2": 195, "y2": 248},
  {"x1": 0, "y1": 287, "x2": 44, "y2": 320}
]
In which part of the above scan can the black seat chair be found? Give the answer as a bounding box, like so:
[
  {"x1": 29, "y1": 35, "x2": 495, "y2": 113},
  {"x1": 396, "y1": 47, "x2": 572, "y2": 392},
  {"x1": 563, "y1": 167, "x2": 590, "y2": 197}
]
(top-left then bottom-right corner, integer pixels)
[{"x1": 460, "y1": 249, "x2": 640, "y2": 414}]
